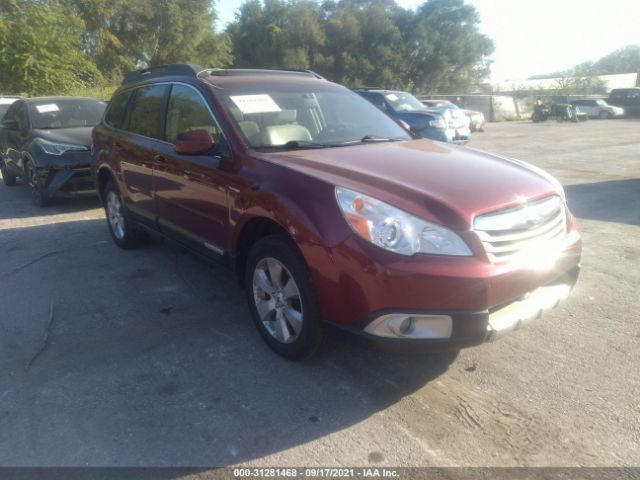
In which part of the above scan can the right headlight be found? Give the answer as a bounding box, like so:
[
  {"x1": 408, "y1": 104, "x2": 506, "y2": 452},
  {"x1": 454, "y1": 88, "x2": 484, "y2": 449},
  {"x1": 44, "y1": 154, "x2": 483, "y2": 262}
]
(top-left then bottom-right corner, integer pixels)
[
  {"x1": 335, "y1": 187, "x2": 472, "y2": 256},
  {"x1": 34, "y1": 137, "x2": 88, "y2": 156},
  {"x1": 428, "y1": 118, "x2": 446, "y2": 129}
]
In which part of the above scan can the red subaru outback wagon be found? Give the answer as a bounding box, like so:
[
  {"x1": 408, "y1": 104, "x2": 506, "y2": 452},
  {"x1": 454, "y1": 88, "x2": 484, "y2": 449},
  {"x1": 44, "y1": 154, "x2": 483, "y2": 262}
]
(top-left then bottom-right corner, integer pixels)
[{"x1": 91, "y1": 64, "x2": 581, "y2": 359}]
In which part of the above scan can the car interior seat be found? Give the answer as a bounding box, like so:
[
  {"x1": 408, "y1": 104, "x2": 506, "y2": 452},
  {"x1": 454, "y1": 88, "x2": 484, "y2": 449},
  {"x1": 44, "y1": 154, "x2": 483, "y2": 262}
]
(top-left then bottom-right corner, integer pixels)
[
  {"x1": 229, "y1": 106, "x2": 261, "y2": 145},
  {"x1": 262, "y1": 109, "x2": 312, "y2": 145}
]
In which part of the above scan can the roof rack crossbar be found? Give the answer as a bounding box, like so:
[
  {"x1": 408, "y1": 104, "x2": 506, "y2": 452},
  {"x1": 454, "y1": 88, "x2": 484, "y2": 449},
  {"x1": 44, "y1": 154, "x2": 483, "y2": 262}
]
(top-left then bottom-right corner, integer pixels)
[{"x1": 122, "y1": 64, "x2": 203, "y2": 85}]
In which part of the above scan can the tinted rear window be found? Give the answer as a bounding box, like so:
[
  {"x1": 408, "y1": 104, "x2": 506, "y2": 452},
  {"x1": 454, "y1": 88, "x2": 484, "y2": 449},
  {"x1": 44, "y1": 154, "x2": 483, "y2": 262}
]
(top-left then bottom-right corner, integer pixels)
[{"x1": 125, "y1": 85, "x2": 168, "y2": 140}]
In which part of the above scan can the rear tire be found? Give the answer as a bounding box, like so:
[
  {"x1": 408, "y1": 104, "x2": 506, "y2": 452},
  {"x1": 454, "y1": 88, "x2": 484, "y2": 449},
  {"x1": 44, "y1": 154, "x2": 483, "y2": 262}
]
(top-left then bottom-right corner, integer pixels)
[
  {"x1": 245, "y1": 234, "x2": 324, "y2": 360},
  {"x1": 103, "y1": 179, "x2": 146, "y2": 249},
  {"x1": 0, "y1": 159, "x2": 16, "y2": 186}
]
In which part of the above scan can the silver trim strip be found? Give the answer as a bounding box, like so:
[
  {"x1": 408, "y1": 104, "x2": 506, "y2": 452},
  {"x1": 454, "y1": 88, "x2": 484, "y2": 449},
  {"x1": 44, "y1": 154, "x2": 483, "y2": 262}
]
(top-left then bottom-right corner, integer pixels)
[{"x1": 204, "y1": 242, "x2": 224, "y2": 255}]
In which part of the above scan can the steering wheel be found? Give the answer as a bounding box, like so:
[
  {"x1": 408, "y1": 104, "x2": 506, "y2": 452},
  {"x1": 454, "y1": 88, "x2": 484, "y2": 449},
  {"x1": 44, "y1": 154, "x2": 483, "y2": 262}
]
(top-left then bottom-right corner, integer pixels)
[{"x1": 316, "y1": 123, "x2": 351, "y2": 142}]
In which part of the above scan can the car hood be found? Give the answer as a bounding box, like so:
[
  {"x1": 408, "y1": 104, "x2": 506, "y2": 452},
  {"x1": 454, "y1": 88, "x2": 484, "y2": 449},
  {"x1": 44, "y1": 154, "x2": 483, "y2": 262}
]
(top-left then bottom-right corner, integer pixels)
[
  {"x1": 258, "y1": 140, "x2": 562, "y2": 229},
  {"x1": 396, "y1": 109, "x2": 439, "y2": 117},
  {"x1": 33, "y1": 127, "x2": 94, "y2": 147}
]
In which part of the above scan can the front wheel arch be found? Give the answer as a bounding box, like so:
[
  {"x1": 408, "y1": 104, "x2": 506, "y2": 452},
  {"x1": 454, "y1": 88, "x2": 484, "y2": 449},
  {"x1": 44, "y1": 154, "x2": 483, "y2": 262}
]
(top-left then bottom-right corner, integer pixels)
[{"x1": 233, "y1": 216, "x2": 290, "y2": 288}]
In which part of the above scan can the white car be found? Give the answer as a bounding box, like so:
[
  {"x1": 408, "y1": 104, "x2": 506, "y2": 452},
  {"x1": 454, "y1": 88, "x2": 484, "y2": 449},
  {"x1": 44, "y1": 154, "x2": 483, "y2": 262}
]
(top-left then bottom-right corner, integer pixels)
[{"x1": 570, "y1": 99, "x2": 624, "y2": 119}]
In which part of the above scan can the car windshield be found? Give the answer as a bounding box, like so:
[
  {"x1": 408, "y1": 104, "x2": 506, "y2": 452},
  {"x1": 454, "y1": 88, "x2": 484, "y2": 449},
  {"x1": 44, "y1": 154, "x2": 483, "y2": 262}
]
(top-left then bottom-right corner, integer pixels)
[
  {"x1": 28, "y1": 99, "x2": 106, "y2": 130},
  {"x1": 217, "y1": 82, "x2": 411, "y2": 150},
  {"x1": 383, "y1": 92, "x2": 427, "y2": 112}
]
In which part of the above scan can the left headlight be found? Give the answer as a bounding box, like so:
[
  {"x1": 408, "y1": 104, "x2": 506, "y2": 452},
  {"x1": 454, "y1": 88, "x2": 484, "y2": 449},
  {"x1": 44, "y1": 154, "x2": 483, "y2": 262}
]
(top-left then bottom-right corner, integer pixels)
[
  {"x1": 335, "y1": 187, "x2": 472, "y2": 256},
  {"x1": 34, "y1": 137, "x2": 89, "y2": 156}
]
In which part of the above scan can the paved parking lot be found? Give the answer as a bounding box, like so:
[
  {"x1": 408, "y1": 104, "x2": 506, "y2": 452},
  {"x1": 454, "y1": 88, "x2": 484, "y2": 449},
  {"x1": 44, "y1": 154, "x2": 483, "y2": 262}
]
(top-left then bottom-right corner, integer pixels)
[{"x1": 0, "y1": 119, "x2": 638, "y2": 468}]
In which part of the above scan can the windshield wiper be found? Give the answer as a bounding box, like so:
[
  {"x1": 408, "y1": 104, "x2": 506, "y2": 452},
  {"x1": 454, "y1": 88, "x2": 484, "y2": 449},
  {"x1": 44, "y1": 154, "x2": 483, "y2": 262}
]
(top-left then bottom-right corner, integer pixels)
[
  {"x1": 360, "y1": 135, "x2": 404, "y2": 143},
  {"x1": 335, "y1": 135, "x2": 404, "y2": 146},
  {"x1": 252, "y1": 140, "x2": 334, "y2": 151}
]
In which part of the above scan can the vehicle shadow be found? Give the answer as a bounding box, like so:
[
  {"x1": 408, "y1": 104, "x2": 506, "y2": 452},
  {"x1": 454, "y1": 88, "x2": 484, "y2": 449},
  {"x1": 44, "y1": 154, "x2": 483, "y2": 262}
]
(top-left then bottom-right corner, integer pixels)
[
  {"x1": 0, "y1": 179, "x2": 102, "y2": 220},
  {"x1": 564, "y1": 178, "x2": 640, "y2": 226},
  {"x1": 0, "y1": 217, "x2": 459, "y2": 467}
]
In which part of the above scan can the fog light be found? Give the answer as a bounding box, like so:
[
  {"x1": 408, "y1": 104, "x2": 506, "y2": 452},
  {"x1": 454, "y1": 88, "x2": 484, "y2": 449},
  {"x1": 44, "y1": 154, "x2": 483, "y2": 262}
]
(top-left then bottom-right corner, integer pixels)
[
  {"x1": 388, "y1": 316, "x2": 414, "y2": 336},
  {"x1": 365, "y1": 314, "x2": 453, "y2": 339}
]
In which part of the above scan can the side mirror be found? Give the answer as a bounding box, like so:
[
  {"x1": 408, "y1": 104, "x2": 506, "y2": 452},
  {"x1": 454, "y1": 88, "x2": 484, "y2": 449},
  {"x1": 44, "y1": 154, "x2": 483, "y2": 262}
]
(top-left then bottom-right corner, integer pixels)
[
  {"x1": 1, "y1": 119, "x2": 19, "y2": 130},
  {"x1": 173, "y1": 129, "x2": 214, "y2": 155}
]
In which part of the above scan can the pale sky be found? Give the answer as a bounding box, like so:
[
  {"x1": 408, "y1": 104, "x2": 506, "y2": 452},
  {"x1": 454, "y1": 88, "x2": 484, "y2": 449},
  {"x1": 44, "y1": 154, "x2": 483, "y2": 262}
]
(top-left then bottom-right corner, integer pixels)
[{"x1": 215, "y1": 0, "x2": 640, "y2": 81}]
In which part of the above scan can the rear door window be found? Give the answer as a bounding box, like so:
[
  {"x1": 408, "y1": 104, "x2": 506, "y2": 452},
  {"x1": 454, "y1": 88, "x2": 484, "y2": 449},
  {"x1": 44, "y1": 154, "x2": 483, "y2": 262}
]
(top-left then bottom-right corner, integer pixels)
[{"x1": 124, "y1": 85, "x2": 168, "y2": 140}]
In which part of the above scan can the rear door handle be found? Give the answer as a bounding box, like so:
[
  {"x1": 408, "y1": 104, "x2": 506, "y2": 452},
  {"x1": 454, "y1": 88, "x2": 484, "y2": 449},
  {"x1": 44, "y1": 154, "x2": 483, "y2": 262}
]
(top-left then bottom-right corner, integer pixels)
[{"x1": 153, "y1": 155, "x2": 167, "y2": 164}]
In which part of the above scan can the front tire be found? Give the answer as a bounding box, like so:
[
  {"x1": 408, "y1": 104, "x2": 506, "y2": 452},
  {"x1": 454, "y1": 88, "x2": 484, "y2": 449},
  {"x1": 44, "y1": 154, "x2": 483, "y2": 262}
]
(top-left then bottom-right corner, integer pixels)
[
  {"x1": 245, "y1": 234, "x2": 324, "y2": 360},
  {"x1": 599, "y1": 110, "x2": 612, "y2": 119},
  {"x1": 103, "y1": 179, "x2": 146, "y2": 249},
  {"x1": 26, "y1": 161, "x2": 49, "y2": 207},
  {"x1": 0, "y1": 159, "x2": 16, "y2": 186}
]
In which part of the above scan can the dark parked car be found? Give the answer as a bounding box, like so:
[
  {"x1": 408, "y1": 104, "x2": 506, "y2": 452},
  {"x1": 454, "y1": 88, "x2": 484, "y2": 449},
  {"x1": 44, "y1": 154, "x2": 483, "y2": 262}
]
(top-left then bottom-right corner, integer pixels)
[
  {"x1": 352, "y1": 88, "x2": 458, "y2": 143},
  {"x1": 0, "y1": 96, "x2": 23, "y2": 121},
  {"x1": 92, "y1": 64, "x2": 582, "y2": 359},
  {"x1": 0, "y1": 96, "x2": 106, "y2": 206},
  {"x1": 607, "y1": 88, "x2": 640, "y2": 116},
  {"x1": 422, "y1": 99, "x2": 485, "y2": 132}
]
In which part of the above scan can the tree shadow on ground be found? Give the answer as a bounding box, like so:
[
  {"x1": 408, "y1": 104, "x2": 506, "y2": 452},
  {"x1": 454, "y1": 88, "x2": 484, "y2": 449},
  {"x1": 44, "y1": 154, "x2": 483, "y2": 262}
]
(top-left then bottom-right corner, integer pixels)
[{"x1": 564, "y1": 179, "x2": 640, "y2": 226}]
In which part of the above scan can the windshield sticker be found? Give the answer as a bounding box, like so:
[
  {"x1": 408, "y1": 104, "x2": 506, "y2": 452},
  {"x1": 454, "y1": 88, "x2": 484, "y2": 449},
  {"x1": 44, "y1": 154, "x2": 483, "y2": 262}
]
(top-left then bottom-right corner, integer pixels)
[
  {"x1": 385, "y1": 94, "x2": 399, "y2": 101},
  {"x1": 230, "y1": 95, "x2": 281, "y2": 114},
  {"x1": 36, "y1": 104, "x2": 60, "y2": 113}
]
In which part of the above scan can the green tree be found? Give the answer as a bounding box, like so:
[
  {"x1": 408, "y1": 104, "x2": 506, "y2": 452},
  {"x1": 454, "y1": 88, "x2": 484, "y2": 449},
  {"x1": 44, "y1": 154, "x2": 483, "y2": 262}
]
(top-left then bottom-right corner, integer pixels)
[
  {"x1": 319, "y1": 0, "x2": 408, "y2": 88},
  {"x1": 406, "y1": 0, "x2": 493, "y2": 93},
  {"x1": 227, "y1": 0, "x2": 494, "y2": 93},
  {"x1": 0, "y1": 0, "x2": 100, "y2": 96},
  {"x1": 591, "y1": 45, "x2": 640, "y2": 76},
  {"x1": 73, "y1": 0, "x2": 232, "y2": 81}
]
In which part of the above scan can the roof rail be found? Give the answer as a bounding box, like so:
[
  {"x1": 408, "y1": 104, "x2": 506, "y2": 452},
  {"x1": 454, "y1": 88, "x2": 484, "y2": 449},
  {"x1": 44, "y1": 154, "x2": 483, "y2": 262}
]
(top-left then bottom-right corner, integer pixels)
[
  {"x1": 351, "y1": 86, "x2": 387, "y2": 91},
  {"x1": 122, "y1": 64, "x2": 204, "y2": 85},
  {"x1": 201, "y1": 68, "x2": 325, "y2": 80}
]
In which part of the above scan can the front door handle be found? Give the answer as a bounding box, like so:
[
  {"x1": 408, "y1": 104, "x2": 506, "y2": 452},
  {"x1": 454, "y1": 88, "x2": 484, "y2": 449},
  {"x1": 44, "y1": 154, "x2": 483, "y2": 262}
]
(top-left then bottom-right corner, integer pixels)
[
  {"x1": 153, "y1": 155, "x2": 167, "y2": 164},
  {"x1": 184, "y1": 169, "x2": 208, "y2": 181}
]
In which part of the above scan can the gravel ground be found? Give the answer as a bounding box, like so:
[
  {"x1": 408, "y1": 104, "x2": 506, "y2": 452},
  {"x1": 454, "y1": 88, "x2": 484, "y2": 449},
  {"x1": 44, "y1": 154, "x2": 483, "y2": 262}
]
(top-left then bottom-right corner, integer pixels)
[{"x1": 0, "y1": 118, "x2": 638, "y2": 469}]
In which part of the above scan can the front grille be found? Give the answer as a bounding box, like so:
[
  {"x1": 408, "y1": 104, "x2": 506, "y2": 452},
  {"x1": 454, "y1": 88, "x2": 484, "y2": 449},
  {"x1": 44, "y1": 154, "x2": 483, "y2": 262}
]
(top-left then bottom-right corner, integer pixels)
[{"x1": 474, "y1": 195, "x2": 567, "y2": 263}]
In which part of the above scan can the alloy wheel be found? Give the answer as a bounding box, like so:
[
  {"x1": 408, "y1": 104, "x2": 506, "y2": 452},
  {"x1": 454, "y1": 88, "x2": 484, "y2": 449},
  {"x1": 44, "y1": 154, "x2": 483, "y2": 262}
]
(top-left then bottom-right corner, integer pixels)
[
  {"x1": 106, "y1": 190, "x2": 126, "y2": 240},
  {"x1": 252, "y1": 257, "x2": 304, "y2": 344},
  {"x1": 29, "y1": 167, "x2": 43, "y2": 203}
]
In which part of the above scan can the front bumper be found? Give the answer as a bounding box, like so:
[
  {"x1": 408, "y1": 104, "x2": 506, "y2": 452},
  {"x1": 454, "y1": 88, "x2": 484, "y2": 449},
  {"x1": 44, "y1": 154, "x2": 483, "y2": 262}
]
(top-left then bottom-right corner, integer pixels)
[
  {"x1": 308, "y1": 218, "x2": 582, "y2": 352},
  {"x1": 469, "y1": 118, "x2": 486, "y2": 131},
  {"x1": 417, "y1": 128, "x2": 449, "y2": 143},
  {"x1": 444, "y1": 126, "x2": 471, "y2": 144},
  {"x1": 32, "y1": 151, "x2": 97, "y2": 198},
  {"x1": 329, "y1": 265, "x2": 580, "y2": 353}
]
